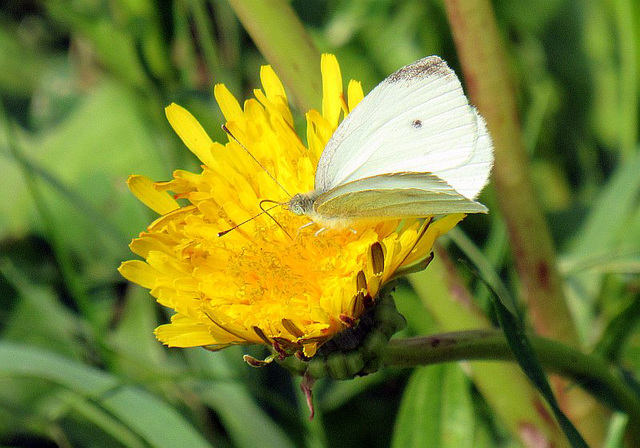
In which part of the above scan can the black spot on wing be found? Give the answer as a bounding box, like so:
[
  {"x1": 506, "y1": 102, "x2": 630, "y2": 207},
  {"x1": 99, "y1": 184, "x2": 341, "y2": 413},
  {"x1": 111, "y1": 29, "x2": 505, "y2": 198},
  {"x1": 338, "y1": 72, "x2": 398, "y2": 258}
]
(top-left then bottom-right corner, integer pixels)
[
  {"x1": 412, "y1": 119, "x2": 422, "y2": 129},
  {"x1": 386, "y1": 56, "x2": 452, "y2": 84}
]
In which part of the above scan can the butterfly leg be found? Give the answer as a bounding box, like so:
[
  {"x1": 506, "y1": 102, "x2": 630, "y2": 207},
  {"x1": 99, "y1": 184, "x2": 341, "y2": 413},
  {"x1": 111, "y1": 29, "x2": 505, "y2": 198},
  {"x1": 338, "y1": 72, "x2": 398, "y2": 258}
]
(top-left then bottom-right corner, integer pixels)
[
  {"x1": 294, "y1": 221, "x2": 315, "y2": 241},
  {"x1": 314, "y1": 227, "x2": 326, "y2": 237},
  {"x1": 348, "y1": 227, "x2": 357, "y2": 234}
]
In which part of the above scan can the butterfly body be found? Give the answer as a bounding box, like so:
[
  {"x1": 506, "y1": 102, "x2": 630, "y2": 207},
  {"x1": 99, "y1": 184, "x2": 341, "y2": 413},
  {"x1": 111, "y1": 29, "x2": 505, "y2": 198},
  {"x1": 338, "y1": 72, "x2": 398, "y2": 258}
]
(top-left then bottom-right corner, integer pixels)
[
  {"x1": 288, "y1": 56, "x2": 493, "y2": 228},
  {"x1": 287, "y1": 192, "x2": 349, "y2": 229}
]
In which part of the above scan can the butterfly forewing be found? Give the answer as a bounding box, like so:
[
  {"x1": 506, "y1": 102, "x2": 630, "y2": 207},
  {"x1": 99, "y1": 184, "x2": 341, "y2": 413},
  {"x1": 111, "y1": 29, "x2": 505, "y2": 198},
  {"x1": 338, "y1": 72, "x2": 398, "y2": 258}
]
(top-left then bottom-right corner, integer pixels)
[{"x1": 314, "y1": 56, "x2": 493, "y2": 201}]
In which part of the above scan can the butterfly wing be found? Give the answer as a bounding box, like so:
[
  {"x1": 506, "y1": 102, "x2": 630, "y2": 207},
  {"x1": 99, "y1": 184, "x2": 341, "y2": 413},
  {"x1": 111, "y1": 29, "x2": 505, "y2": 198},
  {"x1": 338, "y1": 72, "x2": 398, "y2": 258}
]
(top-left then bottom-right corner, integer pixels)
[
  {"x1": 314, "y1": 56, "x2": 493, "y2": 201},
  {"x1": 314, "y1": 172, "x2": 488, "y2": 219}
]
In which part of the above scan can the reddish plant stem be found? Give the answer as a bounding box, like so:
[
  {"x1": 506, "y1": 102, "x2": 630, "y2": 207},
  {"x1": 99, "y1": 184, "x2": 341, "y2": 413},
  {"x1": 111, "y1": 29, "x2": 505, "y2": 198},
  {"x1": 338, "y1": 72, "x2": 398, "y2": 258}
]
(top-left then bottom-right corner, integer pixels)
[{"x1": 444, "y1": 0, "x2": 577, "y2": 345}]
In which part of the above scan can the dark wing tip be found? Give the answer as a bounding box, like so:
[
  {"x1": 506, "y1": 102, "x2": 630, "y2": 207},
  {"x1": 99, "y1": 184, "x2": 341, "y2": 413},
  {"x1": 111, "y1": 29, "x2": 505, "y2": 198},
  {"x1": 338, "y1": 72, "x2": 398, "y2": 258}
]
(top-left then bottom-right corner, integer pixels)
[{"x1": 386, "y1": 56, "x2": 452, "y2": 84}]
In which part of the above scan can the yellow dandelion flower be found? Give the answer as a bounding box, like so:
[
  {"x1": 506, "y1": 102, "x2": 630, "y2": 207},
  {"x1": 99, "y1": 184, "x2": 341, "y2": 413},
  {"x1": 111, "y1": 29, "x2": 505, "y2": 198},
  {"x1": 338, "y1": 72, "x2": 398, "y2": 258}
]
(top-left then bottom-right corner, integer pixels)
[{"x1": 119, "y1": 54, "x2": 464, "y2": 361}]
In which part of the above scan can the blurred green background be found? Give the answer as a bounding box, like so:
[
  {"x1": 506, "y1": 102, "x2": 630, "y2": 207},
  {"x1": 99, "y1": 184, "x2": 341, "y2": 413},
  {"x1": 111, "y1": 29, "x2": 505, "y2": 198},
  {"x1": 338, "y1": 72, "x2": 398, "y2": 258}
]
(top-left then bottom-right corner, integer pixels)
[{"x1": 0, "y1": 0, "x2": 639, "y2": 447}]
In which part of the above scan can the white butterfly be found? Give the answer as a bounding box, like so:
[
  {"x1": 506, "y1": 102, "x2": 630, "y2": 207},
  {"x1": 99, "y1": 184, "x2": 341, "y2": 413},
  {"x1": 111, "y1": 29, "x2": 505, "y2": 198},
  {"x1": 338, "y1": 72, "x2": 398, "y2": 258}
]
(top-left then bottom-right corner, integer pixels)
[{"x1": 286, "y1": 56, "x2": 493, "y2": 228}]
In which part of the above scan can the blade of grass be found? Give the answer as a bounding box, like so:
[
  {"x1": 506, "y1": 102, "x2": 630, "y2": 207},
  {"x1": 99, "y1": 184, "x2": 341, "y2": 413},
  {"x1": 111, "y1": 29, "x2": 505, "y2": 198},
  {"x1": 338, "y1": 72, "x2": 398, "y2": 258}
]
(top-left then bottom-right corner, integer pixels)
[
  {"x1": 43, "y1": 2, "x2": 152, "y2": 92},
  {"x1": 0, "y1": 100, "x2": 94, "y2": 326},
  {"x1": 392, "y1": 365, "x2": 446, "y2": 448},
  {"x1": 455, "y1": 246, "x2": 589, "y2": 447},
  {"x1": 444, "y1": 0, "x2": 578, "y2": 346},
  {"x1": 190, "y1": 0, "x2": 224, "y2": 83},
  {"x1": 409, "y1": 253, "x2": 568, "y2": 446},
  {"x1": 172, "y1": 0, "x2": 202, "y2": 90},
  {"x1": 613, "y1": 0, "x2": 638, "y2": 162},
  {"x1": 0, "y1": 257, "x2": 81, "y2": 358},
  {"x1": 0, "y1": 342, "x2": 212, "y2": 448},
  {"x1": 392, "y1": 364, "x2": 475, "y2": 448},
  {"x1": 0, "y1": 149, "x2": 127, "y2": 245},
  {"x1": 447, "y1": 227, "x2": 518, "y2": 316},
  {"x1": 192, "y1": 380, "x2": 297, "y2": 448},
  {"x1": 603, "y1": 413, "x2": 629, "y2": 448},
  {"x1": 567, "y1": 152, "x2": 640, "y2": 263},
  {"x1": 472, "y1": 260, "x2": 588, "y2": 448},
  {"x1": 593, "y1": 293, "x2": 640, "y2": 362},
  {"x1": 56, "y1": 392, "x2": 146, "y2": 448},
  {"x1": 227, "y1": 0, "x2": 322, "y2": 112}
]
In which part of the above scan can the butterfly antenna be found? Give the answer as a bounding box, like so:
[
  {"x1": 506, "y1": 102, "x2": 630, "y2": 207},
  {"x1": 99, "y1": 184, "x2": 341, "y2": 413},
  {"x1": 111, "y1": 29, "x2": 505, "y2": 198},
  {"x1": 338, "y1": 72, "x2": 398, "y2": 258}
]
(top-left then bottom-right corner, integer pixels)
[
  {"x1": 259, "y1": 199, "x2": 293, "y2": 240},
  {"x1": 217, "y1": 201, "x2": 285, "y2": 237},
  {"x1": 222, "y1": 125, "x2": 292, "y2": 198}
]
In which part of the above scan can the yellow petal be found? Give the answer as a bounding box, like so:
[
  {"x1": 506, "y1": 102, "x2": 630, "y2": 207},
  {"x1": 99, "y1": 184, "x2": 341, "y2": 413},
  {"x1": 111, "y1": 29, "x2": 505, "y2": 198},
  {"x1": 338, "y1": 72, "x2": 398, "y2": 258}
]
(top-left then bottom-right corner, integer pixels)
[
  {"x1": 306, "y1": 109, "x2": 333, "y2": 156},
  {"x1": 261, "y1": 65, "x2": 287, "y2": 103},
  {"x1": 260, "y1": 65, "x2": 294, "y2": 126},
  {"x1": 165, "y1": 103, "x2": 217, "y2": 168},
  {"x1": 402, "y1": 214, "x2": 466, "y2": 266},
  {"x1": 213, "y1": 83, "x2": 243, "y2": 123},
  {"x1": 155, "y1": 321, "x2": 216, "y2": 347},
  {"x1": 347, "y1": 80, "x2": 364, "y2": 112},
  {"x1": 432, "y1": 213, "x2": 466, "y2": 236},
  {"x1": 129, "y1": 235, "x2": 172, "y2": 258},
  {"x1": 321, "y1": 53, "x2": 343, "y2": 128},
  {"x1": 255, "y1": 92, "x2": 295, "y2": 134},
  {"x1": 118, "y1": 260, "x2": 159, "y2": 289},
  {"x1": 303, "y1": 343, "x2": 318, "y2": 358},
  {"x1": 127, "y1": 175, "x2": 179, "y2": 215}
]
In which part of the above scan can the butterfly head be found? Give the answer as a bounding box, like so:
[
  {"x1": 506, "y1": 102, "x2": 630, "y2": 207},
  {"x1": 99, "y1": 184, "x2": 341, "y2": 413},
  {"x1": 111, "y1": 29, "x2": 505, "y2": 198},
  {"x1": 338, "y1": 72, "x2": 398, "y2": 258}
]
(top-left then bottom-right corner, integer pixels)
[
  {"x1": 286, "y1": 192, "x2": 351, "y2": 230},
  {"x1": 286, "y1": 193, "x2": 315, "y2": 216}
]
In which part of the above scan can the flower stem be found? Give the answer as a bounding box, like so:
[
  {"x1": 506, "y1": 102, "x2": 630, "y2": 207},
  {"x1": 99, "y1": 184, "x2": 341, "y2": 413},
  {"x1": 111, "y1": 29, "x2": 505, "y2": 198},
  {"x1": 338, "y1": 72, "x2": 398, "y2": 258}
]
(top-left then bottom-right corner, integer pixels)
[{"x1": 384, "y1": 330, "x2": 640, "y2": 443}]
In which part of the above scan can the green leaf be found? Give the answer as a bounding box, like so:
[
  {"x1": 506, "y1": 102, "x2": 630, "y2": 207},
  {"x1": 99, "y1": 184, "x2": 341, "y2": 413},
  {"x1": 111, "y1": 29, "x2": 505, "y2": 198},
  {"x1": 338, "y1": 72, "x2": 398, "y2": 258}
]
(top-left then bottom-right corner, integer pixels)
[
  {"x1": 448, "y1": 227, "x2": 518, "y2": 316},
  {"x1": 479, "y1": 267, "x2": 589, "y2": 448},
  {"x1": 0, "y1": 342, "x2": 212, "y2": 448},
  {"x1": 110, "y1": 284, "x2": 168, "y2": 377},
  {"x1": 194, "y1": 380, "x2": 296, "y2": 448},
  {"x1": 1, "y1": 78, "x2": 170, "y2": 277},
  {"x1": 392, "y1": 364, "x2": 475, "y2": 448},
  {"x1": 603, "y1": 412, "x2": 629, "y2": 448},
  {"x1": 0, "y1": 258, "x2": 82, "y2": 359},
  {"x1": 0, "y1": 23, "x2": 47, "y2": 96},
  {"x1": 563, "y1": 151, "x2": 640, "y2": 340},
  {"x1": 567, "y1": 150, "x2": 640, "y2": 262}
]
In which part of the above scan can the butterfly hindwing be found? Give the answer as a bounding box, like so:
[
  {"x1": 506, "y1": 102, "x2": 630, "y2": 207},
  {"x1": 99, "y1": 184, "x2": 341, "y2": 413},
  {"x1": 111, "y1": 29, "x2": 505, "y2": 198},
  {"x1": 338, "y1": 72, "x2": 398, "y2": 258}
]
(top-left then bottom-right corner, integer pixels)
[{"x1": 314, "y1": 172, "x2": 488, "y2": 219}]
